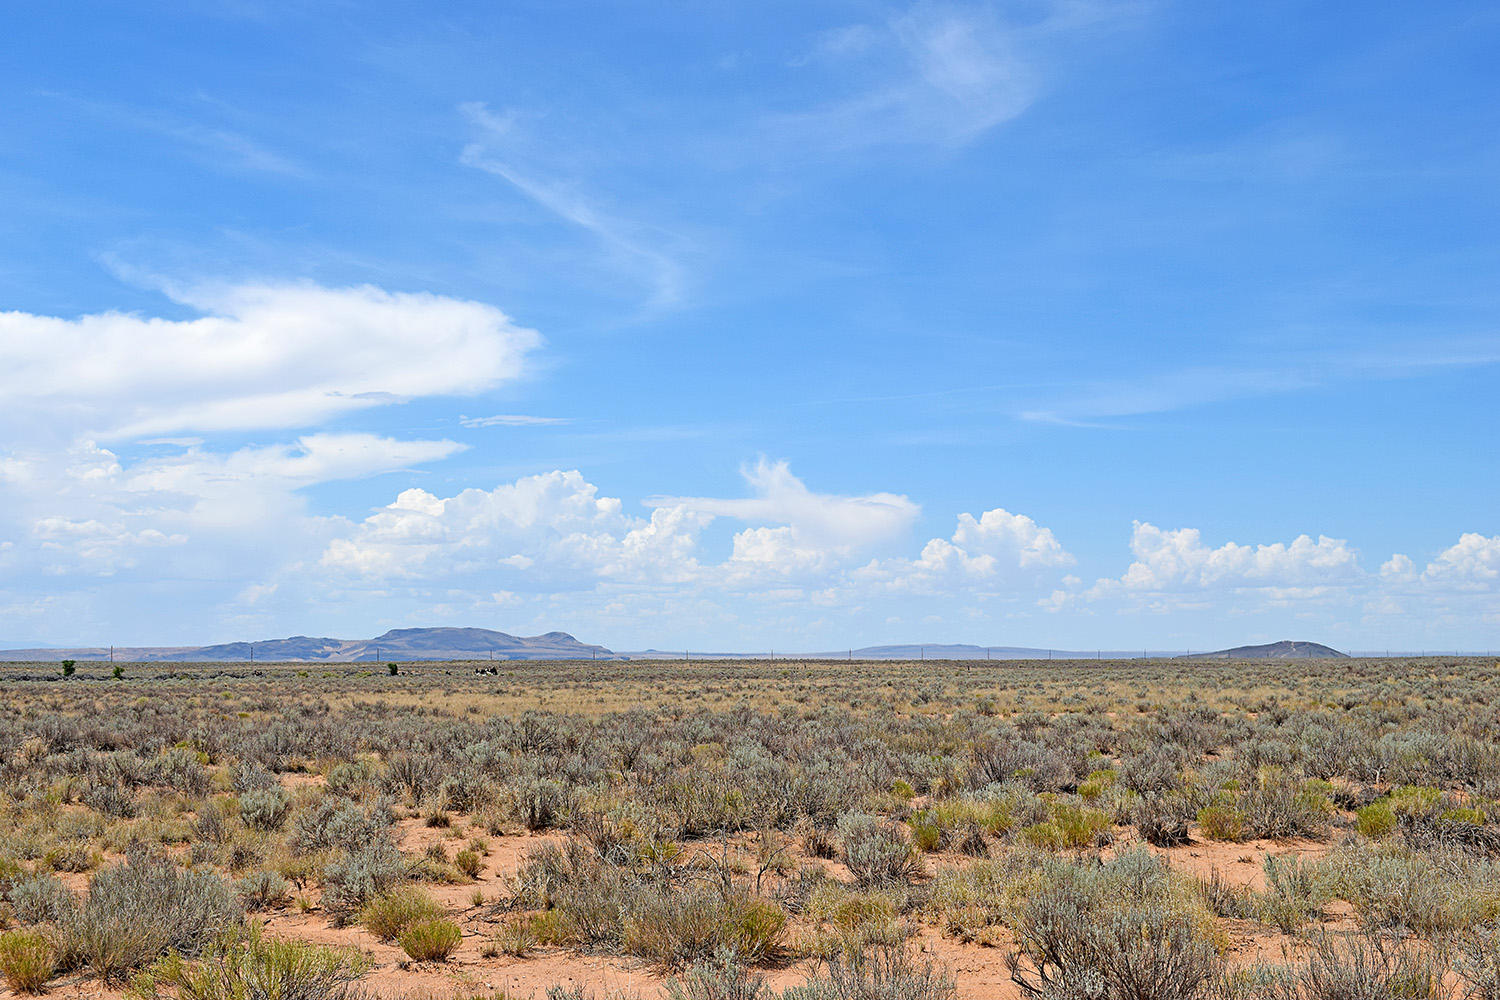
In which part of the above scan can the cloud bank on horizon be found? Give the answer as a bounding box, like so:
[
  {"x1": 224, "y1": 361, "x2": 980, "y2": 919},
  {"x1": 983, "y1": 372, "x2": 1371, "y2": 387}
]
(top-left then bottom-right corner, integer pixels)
[{"x1": 1, "y1": 2, "x2": 1496, "y2": 649}]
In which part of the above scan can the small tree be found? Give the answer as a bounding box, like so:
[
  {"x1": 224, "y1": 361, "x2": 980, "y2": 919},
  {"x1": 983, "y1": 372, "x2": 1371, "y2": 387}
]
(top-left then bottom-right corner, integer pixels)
[
  {"x1": 112, "y1": 665, "x2": 124, "y2": 680},
  {"x1": 60, "y1": 660, "x2": 76, "y2": 677},
  {"x1": 388, "y1": 663, "x2": 399, "y2": 676}
]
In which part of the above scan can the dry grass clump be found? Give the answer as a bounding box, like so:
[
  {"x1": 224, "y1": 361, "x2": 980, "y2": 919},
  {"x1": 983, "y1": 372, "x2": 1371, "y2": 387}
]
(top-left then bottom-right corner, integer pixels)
[
  {"x1": 0, "y1": 930, "x2": 57, "y2": 994},
  {"x1": 397, "y1": 916, "x2": 462, "y2": 961}
]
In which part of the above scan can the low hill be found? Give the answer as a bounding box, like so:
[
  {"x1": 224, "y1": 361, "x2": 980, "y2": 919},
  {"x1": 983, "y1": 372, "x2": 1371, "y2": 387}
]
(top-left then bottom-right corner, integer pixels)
[
  {"x1": 1182, "y1": 640, "x2": 1347, "y2": 660},
  {"x1": 0, "y1": 627, "x2": 614, "y2": 663}
]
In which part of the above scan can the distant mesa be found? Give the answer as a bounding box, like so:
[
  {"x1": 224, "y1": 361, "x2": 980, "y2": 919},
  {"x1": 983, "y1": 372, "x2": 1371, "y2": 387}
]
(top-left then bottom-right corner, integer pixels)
[
  {"x1": 1181, "y1": 640, "x2": 1348, "y2": 660},
  {"x1": 0, "y1": 627, "x2": 615, "y2": 663}
]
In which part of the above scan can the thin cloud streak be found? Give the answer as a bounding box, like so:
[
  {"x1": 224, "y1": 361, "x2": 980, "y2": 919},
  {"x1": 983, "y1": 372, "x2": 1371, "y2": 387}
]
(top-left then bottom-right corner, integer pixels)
[{"x1": 459, "y1": 102, "x2": 688, "y2": 309}]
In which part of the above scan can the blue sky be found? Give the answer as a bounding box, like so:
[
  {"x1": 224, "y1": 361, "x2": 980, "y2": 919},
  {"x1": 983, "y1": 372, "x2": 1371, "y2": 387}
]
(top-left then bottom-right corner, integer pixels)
[{"x1": 1, "y1": 1, "x2": 1497, "y2": 652}]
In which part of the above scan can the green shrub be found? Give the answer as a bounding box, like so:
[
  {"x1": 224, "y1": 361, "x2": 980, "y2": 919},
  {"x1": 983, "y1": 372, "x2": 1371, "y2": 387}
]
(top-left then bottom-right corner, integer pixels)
[
  {"x1": 1052, "y1": 803, "x2": 1111, "y2": 848},
  {"x1": 360, "y1": 886, "x2": 443, "y2": 942},
  {"x1": 60, "y1": 660, "x2": 76, "y2": 677},
  {"x1": 623, "y1": 888, "x2": 786, "y2": 968},
  {"x1": 1356, "y1": 802, "x2": 1397, "y2": 839},
  {"x1": 1020, "y1": 822, "x2": 1063, "y2": 850},
  {"x1": 1197, "y1": 801, "x2": 1247, "y2": 842},
  {"x1": 397, "y1": 917, "x2": 462, "y2": 961},
  {"x1": 0, "y1": 930, "x2": 57, "y2": 994},
  {"x1": 907, "y1": 812, "x2": 942, "y2": 853}
]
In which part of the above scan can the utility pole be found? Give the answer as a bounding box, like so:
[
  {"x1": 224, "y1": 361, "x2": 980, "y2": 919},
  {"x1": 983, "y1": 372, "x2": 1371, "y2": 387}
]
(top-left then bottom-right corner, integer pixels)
[
  {"x1": 250, "y1": 643, "x2": 254, "y2": 664},
  {"x1": 109, "y1": 645, "x2": 114, "y2": 663}
]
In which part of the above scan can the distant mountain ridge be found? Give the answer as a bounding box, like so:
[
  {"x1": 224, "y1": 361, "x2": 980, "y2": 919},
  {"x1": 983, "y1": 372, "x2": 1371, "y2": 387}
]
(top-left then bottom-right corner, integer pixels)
[
  {"x1": 0, "y1": 627, "x2": 614, "y2": 663},
  {"x1": 1181, "y1": 640, "x2": 1347, "y2": 660},
  {"x1": 0, "y1": 631, "x2": 1351, "y2": 663}
]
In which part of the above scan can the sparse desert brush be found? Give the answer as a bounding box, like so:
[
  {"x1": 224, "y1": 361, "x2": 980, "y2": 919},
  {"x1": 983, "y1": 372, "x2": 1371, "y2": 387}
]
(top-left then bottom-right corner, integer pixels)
[
  {"x1": 1269, "y1": 931, "x2": 1449, "y2": 1000},
  {"x1": 1005, "y1": 880, "x2": 1222, "y2": 1000},
  {"x1": 509, "y1": 776, "x2": 573, "y2": 832},
  {"x1": 664, "y1": 948, "x2": 771, "y2": 1000},
  {"x1": 320, "y1": 841, "x2": 406, "y2": 924},
  {"x1": 238, "y1": 786, "x2": 291, "y2": 831},
  {"x1": 927, "y1": 850, "x2": 1042, "y2": 944},
  {"x1": 5, "y1": 655, "x2": 1500, "y2": 994},
  {"x1": 1317, "y1": 840, "x2": 1500, "y2": 937},
  {"x1": 787, "y1": 939, "x2": 955, "y2": 1000},
  {"x1": 235, "y1": 869, "x2": 291, "y2": 911},
  {"x1": 1135, "y1": 793, "x2": 1193, "y2": 846},
  {"x1": 1256, "y1": 853, "x2": 1329, "y2": 933},
  {"x1": 62, "y1": 849, "x2": 242, "y2": 981},
  {"x1": 492, "y1": 914, "x2": 537, "y2": 957},
  {"x1": 837, "y1": 815, "x2": 924, "y2": 886}
]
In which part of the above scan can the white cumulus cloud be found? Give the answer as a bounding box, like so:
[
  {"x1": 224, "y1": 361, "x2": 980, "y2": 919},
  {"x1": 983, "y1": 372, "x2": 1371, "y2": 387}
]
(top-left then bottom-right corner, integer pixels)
[
  {"x1": 0, "y1": 281, "x2": 541, "y2": 440},
  {"x1": 1110, "y1": 523, "x2": 1362, "y2": 593},
  {"x1": 1421, "y1": 533, "x2": 1500, "y2": 590},
  {"x1": 651, "y1": 458, "x2": 919, "y2": 555}
]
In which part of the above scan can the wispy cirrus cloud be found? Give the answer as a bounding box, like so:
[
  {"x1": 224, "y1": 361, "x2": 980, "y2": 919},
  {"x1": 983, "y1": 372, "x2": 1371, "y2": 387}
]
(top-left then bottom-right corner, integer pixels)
[
  {"x1": 38, "y1": 90, "x2": 302, "y2": 176},
  {"x1": 769, "y1": 5, "x2": 1038, "y2": 152},
  {"x1": 460, "y1": 102, "x2": 689, "y2": 309},
  {"x1": 765, "y1": 1, "x2": 1141, "y2": 155},
  {"x1": 460, "y1": 414, "x2": 570, "y2": 428},
  {"x1": 1019, "y1": 334, "x2": 1500, "y2": 426}
]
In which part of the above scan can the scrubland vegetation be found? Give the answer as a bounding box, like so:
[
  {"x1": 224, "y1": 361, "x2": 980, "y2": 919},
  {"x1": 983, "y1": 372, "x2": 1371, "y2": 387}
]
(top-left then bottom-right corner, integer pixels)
[{"x1": 1, "y1": 655, "x2": 1499, "y2": 999}]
